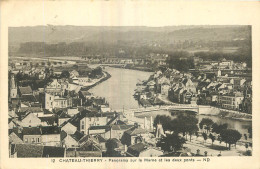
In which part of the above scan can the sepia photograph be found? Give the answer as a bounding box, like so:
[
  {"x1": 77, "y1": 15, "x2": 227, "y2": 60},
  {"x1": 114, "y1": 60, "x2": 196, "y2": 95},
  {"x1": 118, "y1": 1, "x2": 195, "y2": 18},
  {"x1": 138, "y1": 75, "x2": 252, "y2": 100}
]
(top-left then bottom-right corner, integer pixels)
[
  {"x1": 8, "y1": 25, "x2": 252, "y2": 158},
  {"x1": 1, "y1": 1, "x2": 260, "y2": 169}
]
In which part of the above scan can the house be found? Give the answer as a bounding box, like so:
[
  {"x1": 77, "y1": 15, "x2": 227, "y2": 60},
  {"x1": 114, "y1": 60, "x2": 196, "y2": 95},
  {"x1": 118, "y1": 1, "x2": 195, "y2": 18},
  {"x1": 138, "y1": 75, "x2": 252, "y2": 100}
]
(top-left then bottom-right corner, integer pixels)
[
  {"x1": 41, "y1": 126, "x2": 61, "y2": 146},
  {"x1": 126, "y1": 143, "x2": 163, "y2": 157},
  {"x1": 100, "y1": 105, "x2": 111, "y2": 113},
  {"x1": 58, "y1": 112, "x2": 71, "y2": 126},
  {"x1": 23, "y1": 127, "x2": 42, "y2": 144},
  {"x1": 180, "y1": 90, "x2": 193, "y2": 104},
  {"x1": 156, "y1": 76, "x2": 170, "y2": 93},
  {"x1": 110, "y1": 125, "x2": 135, "y2": 140},
  {"x1": 67, "y1": 82, "x2": 81, "y2": 92},
  {"x1": 9, "y1": 119, "x2": 19, "y2": 129},
  {"x1": 19, "y1": 107, "x2": 43, "y2": 116},
  {"x1": 67, "y1": 108, "x2": 79, "y2": 116},
  {"x1": 18, "y1": 86, "x2": 33, "y2": 97},
  {"x1": 10, "y1": 144, "x2": 65, "y2": 158},
  {"x1": 121, "y1": 126, "x2": 150, "y2": 146},
  {"x1": 21, "y1": 112, "x2": 42, "y2": 127},
  {"x1": 79, "y1": 90, "x2": 93, "y2": 102},
  {"x1": 76, "y1": 76, "x2": 91, "y2": 86},
  {"x1": 9, "y1": 129, "x2": 23, "y2": 144},
  {"x1": 80, "y1": 115, "x2": 109, "y2": 134},
  {"x1": 88, "y1": 126, "x2": 111, "y2": 139},
  {"x1": 45, "y1": 79, "x2": 64, "y2": 96},
  {"x1": 181, "y1": 78, "x2": 197, "y2": 93},
  {"x1": 61, "y1": 130, "x2": 85, "y2": 148},
  {"x1": 218, "y1": 92, "x2": 244, "y2": 110},
  {"x1": 45, "y1": 93, "x2": 69, "y2": 111},
  {"x1": 70, "y1": 70, "x2": 79, "y2": 78},
  {"x1": 147, "y1": 81, "x2": 156, "y2": 90},
  {"x1": 161, "y1": 82, "x2": 170, "y2": 96},
  {"x1": 61, "y1": 122, "x2": 77, "y2": 135}
]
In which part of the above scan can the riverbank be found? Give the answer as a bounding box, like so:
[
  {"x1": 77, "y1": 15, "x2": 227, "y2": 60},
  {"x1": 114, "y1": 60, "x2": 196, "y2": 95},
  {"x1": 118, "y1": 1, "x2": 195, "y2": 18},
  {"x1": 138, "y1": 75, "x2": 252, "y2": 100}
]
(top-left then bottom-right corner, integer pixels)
[
  {"x1": 108, "y1": 65, "x2": 154, "y2": 72},
  {"x1": 81, "y1": 71, "x2": 111, "y2": 91},
  {"x1": 198, "y1": 105, "x2": 252, "y2": 121}
]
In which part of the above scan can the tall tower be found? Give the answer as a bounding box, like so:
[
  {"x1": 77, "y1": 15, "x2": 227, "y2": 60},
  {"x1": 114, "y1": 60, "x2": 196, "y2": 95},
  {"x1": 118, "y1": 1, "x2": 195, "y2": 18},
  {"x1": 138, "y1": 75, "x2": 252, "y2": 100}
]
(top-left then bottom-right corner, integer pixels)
[{"x1": 10, "y1": 74, "x2": 17, "y2": 99}]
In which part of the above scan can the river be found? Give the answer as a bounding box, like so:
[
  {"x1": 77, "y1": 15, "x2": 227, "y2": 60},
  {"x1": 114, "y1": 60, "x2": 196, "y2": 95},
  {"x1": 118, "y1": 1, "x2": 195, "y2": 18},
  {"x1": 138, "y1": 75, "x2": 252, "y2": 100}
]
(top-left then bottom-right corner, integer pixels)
[{"x1": 90, "y1": 67, "x2": 252, "y2": 135}]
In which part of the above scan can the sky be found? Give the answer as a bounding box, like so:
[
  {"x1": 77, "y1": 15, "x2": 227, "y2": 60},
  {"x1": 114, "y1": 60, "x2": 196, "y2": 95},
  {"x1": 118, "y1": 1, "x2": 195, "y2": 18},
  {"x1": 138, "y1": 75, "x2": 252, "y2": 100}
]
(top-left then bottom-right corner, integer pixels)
[{"x1": 1, "y1": 1, "x2": 259, "y2": 27}]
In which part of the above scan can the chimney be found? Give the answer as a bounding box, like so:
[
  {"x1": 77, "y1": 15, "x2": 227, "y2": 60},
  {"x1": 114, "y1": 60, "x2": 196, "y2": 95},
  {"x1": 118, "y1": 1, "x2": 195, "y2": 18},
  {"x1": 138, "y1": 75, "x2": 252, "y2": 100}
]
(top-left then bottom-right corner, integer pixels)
[
  {"x1": 144, "y1": 117, "x2": 147, "y2": 129},
  {"x1": 150, "y1": 116, "x2": 153, "y2": 130}
]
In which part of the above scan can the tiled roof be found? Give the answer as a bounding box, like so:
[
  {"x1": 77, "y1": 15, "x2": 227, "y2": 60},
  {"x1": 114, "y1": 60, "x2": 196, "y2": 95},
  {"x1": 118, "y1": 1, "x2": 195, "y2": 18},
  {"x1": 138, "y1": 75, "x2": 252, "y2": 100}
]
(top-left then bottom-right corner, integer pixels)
[
  {"x1": 125, "y1": 127, "x2": 148, "y2": 136},
  {"x1": 42, "y1": 146, "x2": 65, "y2": 157},
  {"x1": 95, "y1": 135, "x2": 107, "y2": 143},
  {"x1": 21, "y1": 95, "x2": 37, "y2": 102},
  {"x1": 70, "y1": 131, "x2": 85, "y2": 142},
  {"x1": 59, "y1": 112, "x2": 71, "y2": 119},
  {"x1": 23, "y1": 127, "x2": 41, "y2": 135},
  {"x1": 89, "y1": 125, "x2": 110, "y2": 132},
  {"x1": 41, "y1": 126, "x2": 60, "y2": 135},
  {"x1": 127, "y1": 143, "x2": 147, "y2": 156},
  {"x1": 19, "y1": 86, "x2": 33, "y2": 95},
  {"x1": 14, "y1": 144, "x2": 43, "y2": 157},
  {"x1": 20, "y1": 107, "x2": 43, "y2": 113},
  {"x1": 111, "y1": 125, "x2": 134, "y2": 131},
  {"x1": 39, "y1": 116, "x2": 57, "y2": 126},
  {"x1": 12, "y1": 144, "x2": 65, "y2": 158}
]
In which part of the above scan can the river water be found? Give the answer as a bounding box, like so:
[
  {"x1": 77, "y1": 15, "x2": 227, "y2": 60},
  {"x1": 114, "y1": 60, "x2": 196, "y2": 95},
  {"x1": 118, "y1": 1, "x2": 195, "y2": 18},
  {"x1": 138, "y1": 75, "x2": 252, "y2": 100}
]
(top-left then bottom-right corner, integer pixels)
[{"x1": 90, "y1": 67, "x2": 252, "y2": 135}]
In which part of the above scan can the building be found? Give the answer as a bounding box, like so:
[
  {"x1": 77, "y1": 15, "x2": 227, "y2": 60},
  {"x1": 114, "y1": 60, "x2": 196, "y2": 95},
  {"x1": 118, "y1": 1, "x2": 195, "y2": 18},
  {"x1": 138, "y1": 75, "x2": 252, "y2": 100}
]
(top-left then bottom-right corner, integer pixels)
[
  {"x1": 21, "y1": 112, "x2": 42, "y2": 127},
  {"x1": 126, "y1": 143, "x2": 163, "y2": 157},
  {"x1": 18, "y1": 86, "x2": 33, "y2": 97},
  {"x1": 121, "y1": 126, "x2": 150, "y2": 146},
  {"x1": 23, "y1": 127, "x2": 42, "y2": 144},
  {"x1": 9, "y1": 74, "x2": 18, "y2": 99},
  {"x1": 10, "y1": 144, "x2": 65, "y2": 158},
  {"x1": 80, "y1": 115, "x2": 108, "y2": 134},
  {"x1": 218, "y1": 93, "x2": 244, "y2": 110},
  {"x1": 45, "y1": 93, "x2": 70, "y2": 111},
  {"x1": 161, "y1": 82, "x2": 170, "y2": 96},
  {"x1": 45, "y1": 79, "x2": 63, "y2": 96},
  {"x1": 41, "y1": 126, "x2": 61, "y2": 146}
]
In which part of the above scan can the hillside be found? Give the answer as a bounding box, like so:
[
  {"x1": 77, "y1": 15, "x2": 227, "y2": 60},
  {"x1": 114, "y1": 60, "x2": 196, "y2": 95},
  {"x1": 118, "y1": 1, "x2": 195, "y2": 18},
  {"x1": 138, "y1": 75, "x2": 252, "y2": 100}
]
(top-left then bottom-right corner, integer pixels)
[{"x1": 9, "y1": 25, "x2": 251, "y2": 45}]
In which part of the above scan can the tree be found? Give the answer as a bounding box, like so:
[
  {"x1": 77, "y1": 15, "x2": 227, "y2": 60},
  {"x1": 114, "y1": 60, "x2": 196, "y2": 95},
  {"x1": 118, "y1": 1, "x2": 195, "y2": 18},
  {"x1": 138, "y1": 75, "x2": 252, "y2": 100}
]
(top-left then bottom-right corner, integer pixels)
[
  {"x1": 199, "y1": 118, "x2": 214, "y2": 133},
  {"x1": 60, "y1": 70, "x2": 70, "y2": 79},
  {"x1": 158, "y1": 134, "x2": 186, "y2": 152},
  {"x1": 212, "y1": 123, "x2": 228, "y2": 134},
  {"x1": 187, "y1": 124, "x2": 199, "y2": 142},
  {"x1": 220, "y1": 129, "x2": 242, "y2": 150},
  {"x1": 209, "y1": 133, "x2": 216, "y2": 146},
  {"x1": 154, "y1": 115, "x2": 172, "y2": 131},
  {"x1": 170, "y1": 114, "x2": 198, "y2": 140},
  {"x1": 105, "y1": 138, "x2": 121, "y2": 157},
  {"x1": 202, "y1": 133, "x2": 208, "y2": 144},
  {"x1": 195, "y1": 131, "x2": 199, "y2": 140}
]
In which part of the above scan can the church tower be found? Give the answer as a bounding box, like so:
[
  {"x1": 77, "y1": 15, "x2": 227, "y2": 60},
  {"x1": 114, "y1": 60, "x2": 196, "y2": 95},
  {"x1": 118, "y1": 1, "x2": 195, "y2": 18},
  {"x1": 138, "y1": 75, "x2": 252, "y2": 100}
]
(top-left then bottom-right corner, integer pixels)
[{"x1": 10, "y1": 74, "x2": 17, "y2": 99}]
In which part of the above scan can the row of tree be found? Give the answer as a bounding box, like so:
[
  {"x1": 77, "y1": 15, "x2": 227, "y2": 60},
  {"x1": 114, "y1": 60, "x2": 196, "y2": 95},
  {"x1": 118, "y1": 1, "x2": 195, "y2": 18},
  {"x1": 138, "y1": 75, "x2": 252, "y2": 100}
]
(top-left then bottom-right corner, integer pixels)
[{"x1": 154, "y1": 114, "x2": 246, "y2": 152}]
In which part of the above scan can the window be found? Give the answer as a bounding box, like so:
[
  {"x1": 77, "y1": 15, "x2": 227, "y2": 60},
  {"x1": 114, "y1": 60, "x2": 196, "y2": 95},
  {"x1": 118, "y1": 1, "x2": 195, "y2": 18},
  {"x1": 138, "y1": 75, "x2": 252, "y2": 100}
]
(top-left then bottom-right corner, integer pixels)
[
  {"x1": 37, "y1": 138, "x2": 40, "y2": 143},
  {"x1": 50, "y1": 97, "x2": 52, "y2": 100},
  {"x1": 81, "y1": 121, "x2": 85, "y2": 130},
  {"x1": 32, "y1": 138, "x2": 35, "y2": 143}
]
